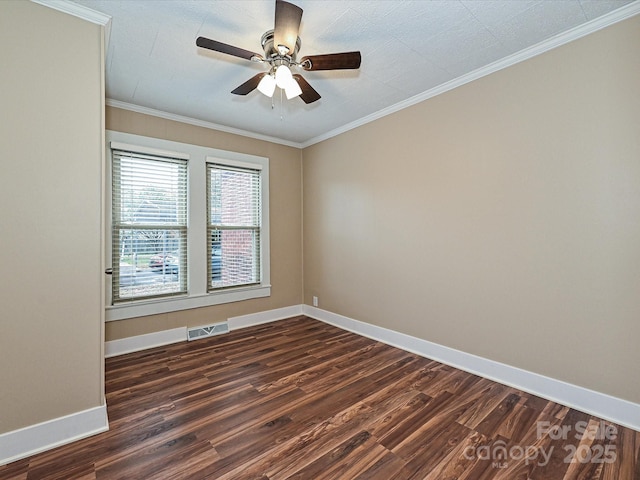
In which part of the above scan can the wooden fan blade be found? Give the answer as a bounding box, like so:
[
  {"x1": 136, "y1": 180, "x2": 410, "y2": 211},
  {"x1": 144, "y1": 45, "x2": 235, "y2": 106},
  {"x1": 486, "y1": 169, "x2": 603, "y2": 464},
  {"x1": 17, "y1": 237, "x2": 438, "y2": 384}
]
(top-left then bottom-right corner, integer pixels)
[
  {"x1": 231, "y1": 73, "x2": 267, "y2": 95},
  {"x1": 196, "y1": 36, "x2": 261, "y2": 61},
  {"x1": 300, "y1": 52, "x2": 361, "y2": 71},
  {"x1": 293, "y1": 74, "x2": 321, "y2": 104},
  {"x1": 274, "y1": 0, "x2": 303, "y2": 54}
]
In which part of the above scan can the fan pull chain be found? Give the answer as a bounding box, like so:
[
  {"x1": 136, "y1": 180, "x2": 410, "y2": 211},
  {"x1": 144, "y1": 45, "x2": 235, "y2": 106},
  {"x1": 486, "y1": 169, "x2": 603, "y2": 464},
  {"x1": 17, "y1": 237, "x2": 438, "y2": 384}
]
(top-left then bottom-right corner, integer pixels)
[{"x1": 280, "y1": 88, "x2": 284, "y2": 121}]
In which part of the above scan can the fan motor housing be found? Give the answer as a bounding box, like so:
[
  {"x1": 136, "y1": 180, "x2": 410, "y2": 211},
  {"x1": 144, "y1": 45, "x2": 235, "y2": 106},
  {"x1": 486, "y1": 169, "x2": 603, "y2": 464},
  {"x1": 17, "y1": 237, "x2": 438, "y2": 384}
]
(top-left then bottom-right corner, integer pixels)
[{"x1": 261, "y1": 29, "x2": 301, "y2": 62}]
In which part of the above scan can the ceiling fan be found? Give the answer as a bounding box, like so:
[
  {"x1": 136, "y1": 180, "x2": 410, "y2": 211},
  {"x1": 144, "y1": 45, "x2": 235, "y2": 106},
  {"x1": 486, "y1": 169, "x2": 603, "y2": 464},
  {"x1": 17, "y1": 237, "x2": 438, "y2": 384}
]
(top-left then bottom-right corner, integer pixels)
[{"x1": 196, "y1": 0, "x2": 361, "y2": 104}]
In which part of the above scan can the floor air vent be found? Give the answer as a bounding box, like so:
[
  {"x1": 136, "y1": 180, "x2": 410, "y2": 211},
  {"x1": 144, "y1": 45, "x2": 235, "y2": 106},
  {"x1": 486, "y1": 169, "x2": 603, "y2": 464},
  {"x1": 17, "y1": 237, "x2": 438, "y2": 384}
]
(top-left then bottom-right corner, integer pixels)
[{"x1": 187, "y1": 322, "x2": 229, "y2": 341}]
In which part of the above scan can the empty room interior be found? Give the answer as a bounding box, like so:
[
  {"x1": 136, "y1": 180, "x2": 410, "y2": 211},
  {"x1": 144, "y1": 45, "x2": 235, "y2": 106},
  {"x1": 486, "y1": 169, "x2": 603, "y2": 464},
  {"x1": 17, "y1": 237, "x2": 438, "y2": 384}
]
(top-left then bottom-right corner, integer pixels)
[{"x1": 1, "y1": 0, "x2": 639, "y2": 478}]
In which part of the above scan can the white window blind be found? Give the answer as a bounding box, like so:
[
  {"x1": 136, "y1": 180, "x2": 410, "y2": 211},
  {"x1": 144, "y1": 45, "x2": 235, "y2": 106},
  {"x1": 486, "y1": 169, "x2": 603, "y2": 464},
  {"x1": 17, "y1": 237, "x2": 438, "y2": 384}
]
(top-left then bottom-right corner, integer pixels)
[
  {"x1": 207, "y1": 163, "x2": 261, "y2": 291},
  {"x1": 111, "y1": 149, "x2": 188, "y2": 302}
]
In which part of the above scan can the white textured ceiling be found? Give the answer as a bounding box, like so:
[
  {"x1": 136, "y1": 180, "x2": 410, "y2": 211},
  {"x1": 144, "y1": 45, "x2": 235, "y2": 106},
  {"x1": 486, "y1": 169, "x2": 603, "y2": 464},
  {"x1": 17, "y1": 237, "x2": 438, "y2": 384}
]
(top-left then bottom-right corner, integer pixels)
[{"x1": 72, "y1": 0, "x2": 637, "y2": 146}]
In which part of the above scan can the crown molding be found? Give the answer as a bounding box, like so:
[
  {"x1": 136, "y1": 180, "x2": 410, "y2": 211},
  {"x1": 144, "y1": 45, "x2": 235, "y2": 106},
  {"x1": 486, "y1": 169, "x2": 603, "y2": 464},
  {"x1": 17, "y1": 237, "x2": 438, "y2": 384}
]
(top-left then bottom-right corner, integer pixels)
[
  {"x1": 105, "y1": 99, "x2": 303, "y2": 149},
  {"x1": 299, "y1": 1, "x2": 640, "y2": 148},
  {"x1": 32, "y1": 0, "x2": 112, "y2": 56},
  {"x1": 31, "y1": 0, "x2": 111, "y2": 25}
]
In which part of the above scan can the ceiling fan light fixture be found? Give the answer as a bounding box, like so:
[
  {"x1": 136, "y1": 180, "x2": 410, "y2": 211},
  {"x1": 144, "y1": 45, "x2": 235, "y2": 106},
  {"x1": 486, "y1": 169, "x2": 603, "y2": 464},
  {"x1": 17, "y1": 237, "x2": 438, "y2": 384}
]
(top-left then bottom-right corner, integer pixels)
[
  {"x1": 257, "y1": 73, "x2": 276, "y2": 97},
  {"x1": 285, "y1": 79, "x2": 302, "y2": 99},
  {"x1": 275, "y1": 64, "x2": 293, "y2": 89},
  {"x1": 197, "y1": 0, "x2": 360, "y2": 105}
]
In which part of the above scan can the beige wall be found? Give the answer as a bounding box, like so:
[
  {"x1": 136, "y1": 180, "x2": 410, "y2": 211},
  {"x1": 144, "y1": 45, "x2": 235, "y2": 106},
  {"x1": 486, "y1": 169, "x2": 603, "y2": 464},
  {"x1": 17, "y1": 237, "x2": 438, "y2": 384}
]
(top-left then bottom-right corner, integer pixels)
[
  {"x1": 105, "y1": 107, "x2": 303, "y2": 340},
  {"x1": 0, "y1": 2, "x2": 104, "y2": 433},
  {"x1": 303, "y1": 16, "x2": 640, "y2": 404}
]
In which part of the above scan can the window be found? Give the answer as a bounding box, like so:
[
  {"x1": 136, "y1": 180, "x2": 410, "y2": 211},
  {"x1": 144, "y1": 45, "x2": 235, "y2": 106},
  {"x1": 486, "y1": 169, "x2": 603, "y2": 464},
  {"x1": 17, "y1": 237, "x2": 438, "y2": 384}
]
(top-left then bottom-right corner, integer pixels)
[
  {"x1": 111, "y1": 148, "x2": 188, "y2": 302},
  {"x1": 207, "y1": 163, "x2": 262, "y2": 291},
  {"x1": 106, "y1": 131, "x2": 270, "y2": 321}
]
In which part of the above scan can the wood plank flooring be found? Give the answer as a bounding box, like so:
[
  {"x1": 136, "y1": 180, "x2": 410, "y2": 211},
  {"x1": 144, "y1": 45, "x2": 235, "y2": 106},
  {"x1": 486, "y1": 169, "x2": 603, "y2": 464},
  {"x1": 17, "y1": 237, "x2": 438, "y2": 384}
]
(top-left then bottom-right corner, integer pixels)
[{"x1": 2, "y1": 315, "x2": 639, "y2": 479}]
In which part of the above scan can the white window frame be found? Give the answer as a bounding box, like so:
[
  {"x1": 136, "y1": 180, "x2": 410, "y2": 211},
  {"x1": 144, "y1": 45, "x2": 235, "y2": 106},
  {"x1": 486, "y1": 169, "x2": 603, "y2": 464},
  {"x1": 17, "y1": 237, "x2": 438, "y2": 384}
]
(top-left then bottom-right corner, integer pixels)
[{"x1": 105, "y1": 130, "x2": 270, "y2": 321}]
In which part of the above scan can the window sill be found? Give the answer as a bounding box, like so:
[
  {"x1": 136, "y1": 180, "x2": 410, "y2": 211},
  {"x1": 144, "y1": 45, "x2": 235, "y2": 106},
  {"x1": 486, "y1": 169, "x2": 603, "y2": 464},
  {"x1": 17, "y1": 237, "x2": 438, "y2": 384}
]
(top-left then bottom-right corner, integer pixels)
[{"x1": 105, "y1": 285, "x2": 271, "y2": 321}]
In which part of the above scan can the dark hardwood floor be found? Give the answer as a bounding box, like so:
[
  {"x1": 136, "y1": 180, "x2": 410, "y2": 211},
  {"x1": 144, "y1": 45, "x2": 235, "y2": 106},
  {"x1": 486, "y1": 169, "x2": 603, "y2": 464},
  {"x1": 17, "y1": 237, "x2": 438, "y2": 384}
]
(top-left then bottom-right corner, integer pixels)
[{"x1": 2, "y1": 315, "x2": 639, "y2": 479}]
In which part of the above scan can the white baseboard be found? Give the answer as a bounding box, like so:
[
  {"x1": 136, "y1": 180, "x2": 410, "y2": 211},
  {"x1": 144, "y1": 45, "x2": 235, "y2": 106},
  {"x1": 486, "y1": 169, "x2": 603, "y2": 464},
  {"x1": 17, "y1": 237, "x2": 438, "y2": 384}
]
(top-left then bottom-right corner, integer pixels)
[
  {"x1": 105, "y1": 327, "x2": 187, "y2": 358},
  {"x1": 227, "y1": 305, "x2": 304, "y2": 330},
  {"x1": 0, "y1": 403, "x2": 108, "y2": 466},
  {"x1": 104, "y1": 305, "x2": 305, "y2": 358},
  {"x1": 303, "y1": 305, "x2": 640, "y2": 432}
]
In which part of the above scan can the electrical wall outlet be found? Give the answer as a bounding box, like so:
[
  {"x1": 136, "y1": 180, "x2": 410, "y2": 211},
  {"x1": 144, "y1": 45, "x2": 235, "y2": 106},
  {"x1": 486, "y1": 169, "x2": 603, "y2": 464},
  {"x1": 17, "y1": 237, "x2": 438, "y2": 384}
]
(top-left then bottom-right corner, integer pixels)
[{"x1": 312, "y1": 296, "x2": 318, "y2": 307}]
